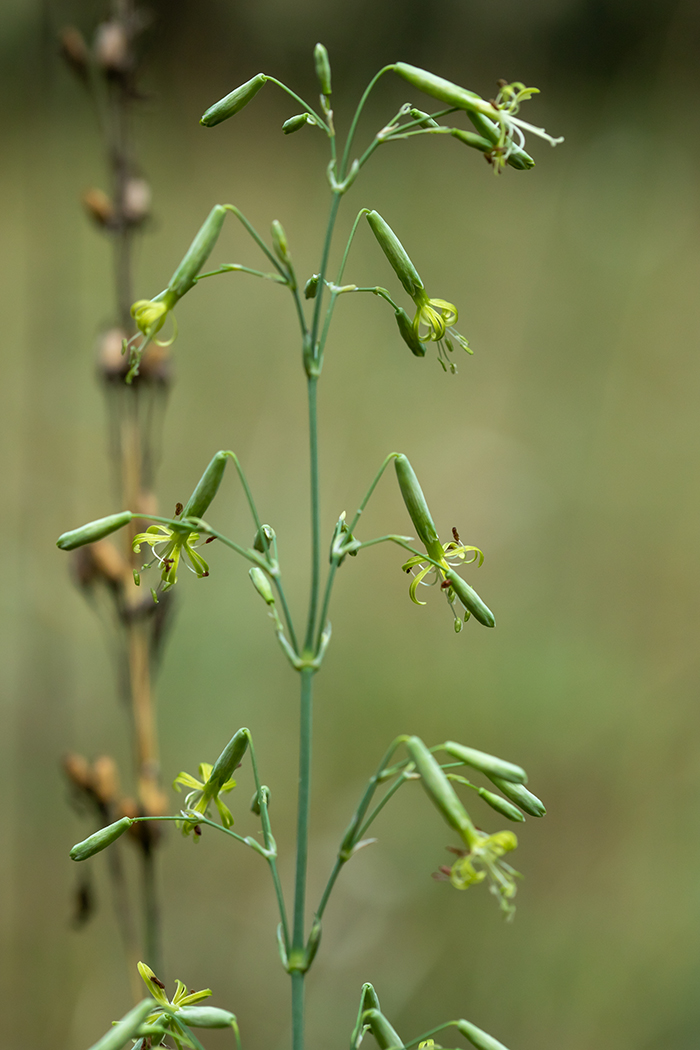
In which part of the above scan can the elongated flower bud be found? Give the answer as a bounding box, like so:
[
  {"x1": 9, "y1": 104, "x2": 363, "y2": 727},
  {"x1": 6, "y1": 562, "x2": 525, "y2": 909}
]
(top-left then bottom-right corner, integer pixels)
[
  {"x1": 487, "y1": 775, "x2": 545, "y2": 817},
  {"x1": 57, "y1": 511, "x2": 132, "y2": 551},
  {"x1": 366, "y1": 211, "x2": 424, "y2": 299},
  {"x1": 394, "y1": 454, "x2": 441, "y2": 558},
  {"x1": 451, "y1": 127, "x2": 494, "y2": 154},
  {"x1": 443, "y1": 568, "x2": 495, "y2": 628},
  {"x1": 87, "y1": 1000, "x2": 155, "y2": 1050},
  {"x1": 70, "y1": 816, "x2": 133, "y2": 861},
  {"x1": 443, "y1": 741, "x2": 527, "y2": 785},
  {"x1": 405, "y1": 736, "x2": 476, "y2": 845},
  {"x1": 360, "y1": 983, "x2": 381, "y2": 1012},
  {"x1": 477, "y1": 787, "x2": 524, "y2": 822},
  {"x1": 182, "y1": 450, "x2": 230, "y2": 520},
  {"x1": 200, "y1": 74, "x2": 267, "y2": 127},
  {"x1": 409, "y1": 107, "x2": 440, "y2": 129},
  {"x1": 304, "y1": 275, "x2": 319, "y2": 299},
  {"x1": 205, "y1": 728, "x2": 249, "y2": 800},
  {"x1": 271, "y1": 220, "x2": 290, "y2": 264},
  {"x1": 249, "y1": 567, "x2": 275, "y2": 605},
  {"x1": 362, "y1": 1009, "x2": 404, "y2": 1050},
  {"x1": 177, "y1": 1006, "x2": 238, "y2": 1029},
  {"x1": 393, "y1": 63, "x2": 495, "y2": 119},
  {"x1": 456, "y1": 1019, "x2": 511, "y2": 1050},
  {"x1": 395, "y1": 308, "x2": 426, "y2": 357},
  {"x1": 283, "y1": 113, "x2": 312, "y2": 134},
  {"x1": 167, "y1": 205, "x2": 227, "y2": 300},
  {"x1": 314, "y1": 43, "x2": 332, "y2": 95}
]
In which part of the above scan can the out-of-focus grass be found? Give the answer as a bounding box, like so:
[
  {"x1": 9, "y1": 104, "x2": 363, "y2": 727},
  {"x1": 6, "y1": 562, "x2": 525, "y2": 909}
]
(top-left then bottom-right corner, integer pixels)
[{"x1": 2, "y1": 33, "x2": 700, "y2": 1050}]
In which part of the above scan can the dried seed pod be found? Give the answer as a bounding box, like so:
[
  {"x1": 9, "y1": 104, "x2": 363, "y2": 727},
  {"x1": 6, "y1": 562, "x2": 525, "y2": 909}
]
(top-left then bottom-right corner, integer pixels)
[
  {"x1": 82, "y1": 188, "x2": 115, "y2": 228},
  {"x1": 91, "y1": 755, "x2": 120, "y2": 806},
  {"x1": 63, "y1": 753, "x2": 92, "y2": 792}
]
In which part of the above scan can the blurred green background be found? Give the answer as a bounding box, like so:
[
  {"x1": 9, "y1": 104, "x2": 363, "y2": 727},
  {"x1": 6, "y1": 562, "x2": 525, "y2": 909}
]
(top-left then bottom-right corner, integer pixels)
[{"x1": 3, "y1": 1, "x2": 700, "y2": 1048}]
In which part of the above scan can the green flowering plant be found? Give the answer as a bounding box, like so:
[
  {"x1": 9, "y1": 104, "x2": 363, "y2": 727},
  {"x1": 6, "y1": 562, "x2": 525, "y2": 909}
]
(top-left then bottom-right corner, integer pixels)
[{"x1": 60, "y1": 42, "x2": 562, "y2": 1050}]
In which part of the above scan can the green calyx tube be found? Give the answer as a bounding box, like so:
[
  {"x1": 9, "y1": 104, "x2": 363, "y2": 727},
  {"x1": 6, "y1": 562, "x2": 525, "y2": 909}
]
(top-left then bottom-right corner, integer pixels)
[
  {"x1": 167, "y1": 205, "x2": 227, "y2": 300},
  {"x1": 366, "y1": 211, "x2": 424, "y2": 300},
  {"x1": 394, "y1": 307, "x2": 426, "y2": 357},
  {"x1": 443, "y1": 567, "x2": 495, "y2": 628},
  {"x1": 70, "y1": 816, "x2": 134, "y2": 861},
  {"x1": 200, "y1": 73, "x2": 267, "y2": 127},
  {"x1": 203, "y1": 728, "x2": 249, "y2": 802},
  {"x1": 57, "y1": 510, "x2": 132, "y2": 550},
  {"x1": 443, "y1": 741, "x2": 527, "y2": 785},
  {"x1": 456, "y1": 1018, "x2": 511, "y2": 1050},
  {"x1": 488, "y1": 775, "x2": 545, "y2": 816},
  {"x1": 362, "y1": 1009, "x2": 404, "y2": 1050},
  {"x1": 405, "y1": 736, "x2": 476, "y2": 846},
  {"x1": 182, "y1": 450, "x2": 231, "y2": 520},
  {"x1": 393, "y1": 63, "x2": 495, "y2": 118},
  {"x1": 394, "y1": 454, "x2": 442, "y2": 559}
]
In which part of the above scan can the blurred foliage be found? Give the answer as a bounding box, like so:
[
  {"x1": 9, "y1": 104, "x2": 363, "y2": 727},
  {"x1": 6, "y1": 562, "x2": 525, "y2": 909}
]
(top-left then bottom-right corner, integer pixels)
[{"x1": 2, "y1": 2, "x2": 700, "y2": 1050}]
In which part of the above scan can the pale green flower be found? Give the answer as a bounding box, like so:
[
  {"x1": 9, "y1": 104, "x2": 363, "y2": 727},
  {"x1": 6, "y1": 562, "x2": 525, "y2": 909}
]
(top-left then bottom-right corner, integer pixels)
[
  {"x1": 173, "y1": 761, "x2": 236, "y2": 834},
  {"x1": 133, "y1": 523, "x2": 210, "y2": 593},
  {"x1": 402, "y1": 532, "x2": 484, "y2": 631},
  {"x1": 411, "y1": 289, "x2": 472, "y2": 373},
  {"x1": 444, "y1": 830, "x2": 521, "y2": 918}
]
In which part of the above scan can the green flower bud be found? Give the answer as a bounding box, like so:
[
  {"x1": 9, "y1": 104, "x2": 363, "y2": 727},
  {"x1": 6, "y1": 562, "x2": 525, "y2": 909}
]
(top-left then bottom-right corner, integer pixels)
[
  {"x1": 451, "y1": 127, "x2": 494, "y2": 154},
  {"x1": 366, "y1": 211, "x2": 424, "y2": 300},
  {"x1": 393, "y1": 63, "x2": 494, "y2": 118},
  {"x1": 394, "y1": 454, "x2": 441, "y2": 558},
  {"x1": 304, "y1": 274, "x2": 319, "y2": 299},
  {"x1": 176, "y1": 1006, "x2": 238, "y2": 1029},
  {"x1": 253, "y1": 523, "x2": 276, "y2": 552},
  {"x1": 443, "y1": 741, "x2": 527, "y2": 785},
  {"x1": 443, "y1": 568, "x2": 495, "y2": 628},
  {"x1": 283, "y1": 113, "x2": 313, "y2": 134},
  {"x1": 250, "y1": 785, "x2": 270, "y2": 815},
  {"x1": 405, "y1": 736, "x2": 476, "y2": 845},
  {"x1": 205, "y1": 728, "x2": 249, "y2": 800},
  {"x1": 477, "y1": 787, "x2": 524, "y2": 822},
  {"x1": 359, "y1": 983, "x2": 381, "y2": 1013},
  {"x1": 200, "y1": 74, "x2": 267, "y2": 127},
  {"x1": 57, "y1": 511, "x2": 132, "y2": 551},
  {"x1": 409, "y1": 107, "x2": 440, "y2": 129},
  {"x1": 249, "y1": 566, "x2": 275, "y2": 605},
  {"x1": 487, "y1": 776, "x2": 546, "y2": 817},
  {"x1": 168, "y1": 205, "x2": 227, "y2": 300},
  {"x1": 456, "y1": 1019, "x2": 510, "y2": 1050},
  {"x1": 271, "y1": 220, "x2": 290, "y2": 264},
  {"x1": 362, "y1": 1009, "x2": 404, "y2": 1050},
  {"x1": 395, "y1": 308, "x2": 426, "y2": 357},
  {"x1": 182, "y1": 450, "x2": 230, "y2": 520},
  {"x1": 314, "y1": 43, "x2": 332, "y2": 95},
  {"x1": 70, "y1": 816, "x2": 133, "y2": 861},
  {"x1": 88, "y1": 1000, "x2": 155, "y2": 1050}
]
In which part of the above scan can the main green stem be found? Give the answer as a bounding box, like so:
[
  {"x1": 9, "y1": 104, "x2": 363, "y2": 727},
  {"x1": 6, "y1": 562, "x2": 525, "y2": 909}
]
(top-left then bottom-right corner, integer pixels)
[{"x1": 292, "y1": 666, "x2": 314, "y2": 1050}]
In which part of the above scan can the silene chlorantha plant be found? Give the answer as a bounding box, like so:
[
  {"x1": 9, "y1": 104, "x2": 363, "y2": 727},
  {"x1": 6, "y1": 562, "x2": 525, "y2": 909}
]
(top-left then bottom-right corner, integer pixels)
[{"x1": 59, "y1": 44, "x2": 561, "y2": 1050}]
